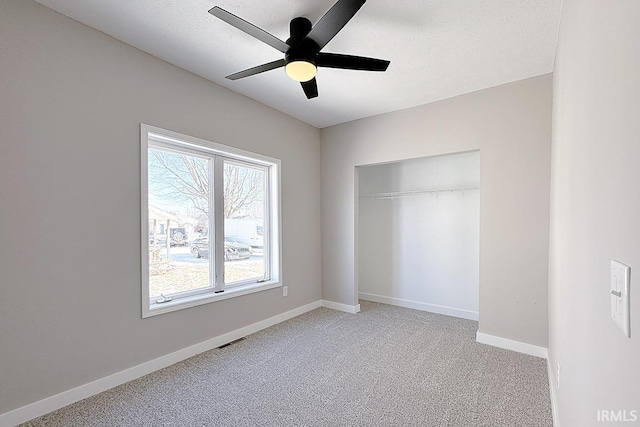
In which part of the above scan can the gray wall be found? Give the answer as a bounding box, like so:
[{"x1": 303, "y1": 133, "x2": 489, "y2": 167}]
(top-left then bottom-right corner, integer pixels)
[
  {"x1": 0, "y1": 0, "x2": 321, "y2": 413},
  {"x1": 549, "y1": 1, "x2": 640, "y2": 425},
  {"x1": 321, "y1": 75, "x2": 552, "y2": 348}
]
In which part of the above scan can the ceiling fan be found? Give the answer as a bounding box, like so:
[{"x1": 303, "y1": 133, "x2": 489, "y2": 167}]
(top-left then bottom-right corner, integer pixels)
[{"x1": 208, "y1": 0, "x2": 390, "y2": 99}]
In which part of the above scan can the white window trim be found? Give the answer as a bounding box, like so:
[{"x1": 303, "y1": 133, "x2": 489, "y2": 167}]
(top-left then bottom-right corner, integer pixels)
[
  {"x1": 140, "y1": 124, "x2": 282, "y2": 318},
  {"x1": 220, "y1": 159, "x2": 272, "y2": 288}
]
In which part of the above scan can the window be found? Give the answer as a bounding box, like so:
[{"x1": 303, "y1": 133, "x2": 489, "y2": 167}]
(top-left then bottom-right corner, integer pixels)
[{"x1": 141, "y1": 124, "x2": 281, "y2": 317}]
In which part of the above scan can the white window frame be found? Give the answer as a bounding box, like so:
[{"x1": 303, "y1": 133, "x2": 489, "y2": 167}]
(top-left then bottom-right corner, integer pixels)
[
  {"x1": 140, "y1": 124, "x2": 282, "y2": 318},
  {"x1": 221, "y1": 158, "x2": 271, "y2": 289}
]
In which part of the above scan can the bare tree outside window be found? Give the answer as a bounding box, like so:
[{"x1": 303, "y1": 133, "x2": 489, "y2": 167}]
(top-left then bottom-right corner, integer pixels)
[
  {"x1": 223, "y1": 162, "x2": 264, "y2": 219},
  {"x1": 149, "y1": 149, "x2": 264, "y2": 219},
  {"x1": 148, "y1": 149, "x2": 209, "y2": 216}
]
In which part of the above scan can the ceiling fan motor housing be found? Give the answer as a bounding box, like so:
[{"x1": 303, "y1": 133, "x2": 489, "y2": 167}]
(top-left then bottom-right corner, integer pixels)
[{"x1": 285, "y1": 17, "x2": 319, "y2": 66}]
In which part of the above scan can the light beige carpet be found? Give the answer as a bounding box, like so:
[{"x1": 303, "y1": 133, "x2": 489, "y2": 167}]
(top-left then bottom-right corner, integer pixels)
[{"x1": 22, "y1": 301, "x2": 552, "y2": 426}]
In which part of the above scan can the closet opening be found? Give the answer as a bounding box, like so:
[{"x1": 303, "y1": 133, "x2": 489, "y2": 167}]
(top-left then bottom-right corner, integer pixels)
[{"x1": 356, "y1": 150, "x2": 480, "y2": 320}]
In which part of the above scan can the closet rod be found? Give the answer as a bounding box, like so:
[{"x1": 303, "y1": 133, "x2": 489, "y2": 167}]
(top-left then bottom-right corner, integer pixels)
[{"x1": 361, "y1": 186, "x2": 479, "y2": 200}]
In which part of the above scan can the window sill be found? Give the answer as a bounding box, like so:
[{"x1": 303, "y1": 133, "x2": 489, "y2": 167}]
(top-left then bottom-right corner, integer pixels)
[{"x1": 142, "y1": 281, "x2": 281, "y2": 318}]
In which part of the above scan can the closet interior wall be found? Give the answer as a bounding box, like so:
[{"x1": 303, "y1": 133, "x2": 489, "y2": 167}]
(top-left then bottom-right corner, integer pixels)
[{"x1": 357, "y1": 151, "x2": 480, "y2": 320}]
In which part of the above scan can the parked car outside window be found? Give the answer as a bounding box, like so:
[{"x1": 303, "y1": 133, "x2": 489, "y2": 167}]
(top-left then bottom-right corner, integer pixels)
[{"x1": 191, "y1": 236, "x2": 252, "y2": 261}]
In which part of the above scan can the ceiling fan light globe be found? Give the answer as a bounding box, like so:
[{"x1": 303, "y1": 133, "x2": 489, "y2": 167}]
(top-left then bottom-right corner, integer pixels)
[{"x1": 285, "y1": 61, "x2": 317, "y2": 82}]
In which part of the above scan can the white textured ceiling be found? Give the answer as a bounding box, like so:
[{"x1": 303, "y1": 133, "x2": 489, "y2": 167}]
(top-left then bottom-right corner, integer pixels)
[{"x1": 34, "y1": 0, "x2": 562, "y2": 128}]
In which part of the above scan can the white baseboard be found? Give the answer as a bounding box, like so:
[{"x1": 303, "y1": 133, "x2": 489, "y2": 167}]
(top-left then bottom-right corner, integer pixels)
[
  {"x1": 547, "y1": 356, "x2": 560, "y2": 427},
  {"x1": 321, "y1": 300, "x2": 361, "y2": 314},
  {"x1": 475, "y1": 331, "x2": 548, "y2": 359},
  {"x1": 0, "y1": 300, "x2": 322, "y2": 427},
  {"x1": 359, "y1": 292, "x2": 479, "y2": 321}
]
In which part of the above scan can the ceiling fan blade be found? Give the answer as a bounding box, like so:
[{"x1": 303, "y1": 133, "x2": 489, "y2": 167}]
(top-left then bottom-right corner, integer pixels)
[
  {"x1": 301, "y1": 78, "x2": 318, "y2": 99},
  {"x1": 226, "y1": 59, "x2": 286, "y2": 80},
  {"x1": 317, "y1": 53, "x2": 390, "y2": 71},
  {"x1": 209, "y1": 6, "x2": 289, "y2": 53},
  {"x1": 307, "y1": 0, "x2": 366, "y2": 49}
]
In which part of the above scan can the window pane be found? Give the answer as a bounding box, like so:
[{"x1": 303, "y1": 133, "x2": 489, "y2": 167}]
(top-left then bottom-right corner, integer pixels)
[
  {"x1": 223, "y1": 160, "x2": 267, "y2": 285},
  {"x1": 148, "y1": 147, "x2": 211, "y2": 298}
]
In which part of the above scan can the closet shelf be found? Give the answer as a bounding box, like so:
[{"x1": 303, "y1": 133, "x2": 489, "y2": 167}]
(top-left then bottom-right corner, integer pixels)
[{"x1": 361, "y1": 186, "x2": 479, "y2": 200}]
